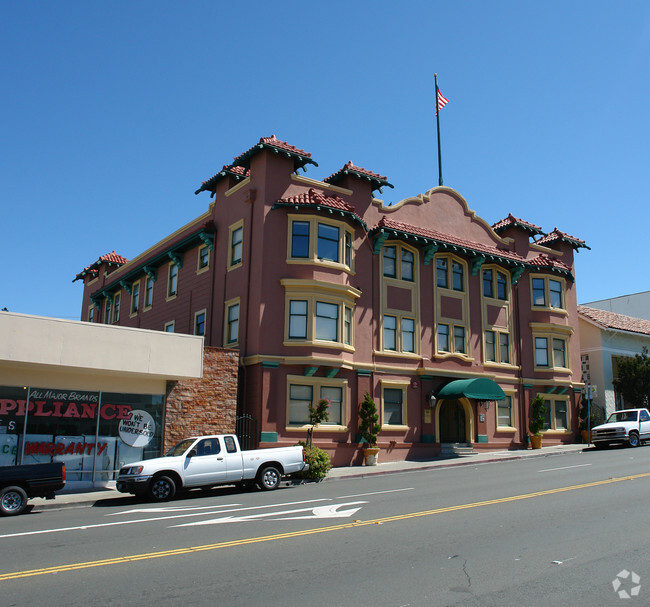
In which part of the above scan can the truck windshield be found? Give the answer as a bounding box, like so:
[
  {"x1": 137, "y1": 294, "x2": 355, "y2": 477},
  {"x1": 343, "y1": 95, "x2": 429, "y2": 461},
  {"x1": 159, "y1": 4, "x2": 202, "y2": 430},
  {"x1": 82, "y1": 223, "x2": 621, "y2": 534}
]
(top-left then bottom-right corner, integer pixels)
[
  {"x1": 606, "y1": 411, "x2": 638, "y2": 423},
  {"x1": 165, "y1": 439, "x2": 196, "y2": 456}
]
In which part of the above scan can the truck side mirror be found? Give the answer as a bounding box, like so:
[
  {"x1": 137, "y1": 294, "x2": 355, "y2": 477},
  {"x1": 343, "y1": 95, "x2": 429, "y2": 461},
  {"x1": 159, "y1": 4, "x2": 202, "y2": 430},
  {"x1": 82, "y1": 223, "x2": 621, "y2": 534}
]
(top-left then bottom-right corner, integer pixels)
[{"x1": 187, "y1": 449, "x2": 197, "y2": 458}]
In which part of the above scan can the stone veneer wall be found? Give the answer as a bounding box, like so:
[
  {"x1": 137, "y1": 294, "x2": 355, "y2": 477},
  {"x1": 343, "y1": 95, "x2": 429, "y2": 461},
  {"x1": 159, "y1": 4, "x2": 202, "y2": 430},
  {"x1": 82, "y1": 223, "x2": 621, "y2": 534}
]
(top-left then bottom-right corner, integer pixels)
[{"x1": 163, "y1": 346, "x2": 239, "y2": 450}]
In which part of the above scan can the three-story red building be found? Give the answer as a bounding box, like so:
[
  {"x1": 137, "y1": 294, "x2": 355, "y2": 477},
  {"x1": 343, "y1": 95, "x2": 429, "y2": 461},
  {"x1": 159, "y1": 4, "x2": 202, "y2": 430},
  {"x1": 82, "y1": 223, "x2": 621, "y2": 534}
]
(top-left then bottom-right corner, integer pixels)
[{"x1": 75, "y1": 136, "x2": 589, "y2": 465}]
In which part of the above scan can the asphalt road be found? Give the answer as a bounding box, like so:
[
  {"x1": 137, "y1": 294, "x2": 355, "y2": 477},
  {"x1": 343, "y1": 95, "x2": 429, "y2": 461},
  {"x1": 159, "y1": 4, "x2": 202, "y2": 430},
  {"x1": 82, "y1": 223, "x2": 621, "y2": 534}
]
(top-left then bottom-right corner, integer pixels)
[{"x1": 2, "y1": 446, "x2": 650, "y2": 606}]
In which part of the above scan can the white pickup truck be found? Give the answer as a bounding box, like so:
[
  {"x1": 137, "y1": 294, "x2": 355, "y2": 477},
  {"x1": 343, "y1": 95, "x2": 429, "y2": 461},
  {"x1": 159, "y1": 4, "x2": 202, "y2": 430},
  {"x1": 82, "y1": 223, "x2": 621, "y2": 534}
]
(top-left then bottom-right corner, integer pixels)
[
  {"x1": 590, "y1": 408, "x2": 650, "y2": 449},
  {"x1": 116, "y1": 434, "x2": 307, "y2": 501}
]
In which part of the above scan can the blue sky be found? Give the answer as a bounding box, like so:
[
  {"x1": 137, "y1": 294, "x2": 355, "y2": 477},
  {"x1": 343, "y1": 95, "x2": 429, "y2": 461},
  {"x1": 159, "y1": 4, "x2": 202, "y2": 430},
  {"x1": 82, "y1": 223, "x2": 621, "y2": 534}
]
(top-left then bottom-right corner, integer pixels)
[{"x1": 2, "y1": 1, "x2": 649, "y2": 319}]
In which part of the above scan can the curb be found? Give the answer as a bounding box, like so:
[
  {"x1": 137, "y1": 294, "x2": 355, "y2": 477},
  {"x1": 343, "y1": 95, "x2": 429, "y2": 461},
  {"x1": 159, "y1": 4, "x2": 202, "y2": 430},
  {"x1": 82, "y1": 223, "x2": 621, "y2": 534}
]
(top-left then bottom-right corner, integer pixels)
[
  {"x1": 322, "y1": 446, "x2": 587, "y2": 481},
  {"x1": 30, "y1": 445, "x2": 587, "y2": 512}
]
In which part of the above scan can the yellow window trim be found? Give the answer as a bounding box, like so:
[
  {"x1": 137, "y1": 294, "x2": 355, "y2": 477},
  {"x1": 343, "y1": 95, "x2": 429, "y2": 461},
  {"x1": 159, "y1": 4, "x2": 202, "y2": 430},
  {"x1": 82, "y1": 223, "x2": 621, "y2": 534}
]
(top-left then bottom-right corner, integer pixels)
[
  {"x1": 228, "y1": 219, "x2": 244, "y2": 271},
  {"x1": 285, "y1": 375, "x2": 348, "y2": 428},
  {"x1": 196, "y1": 243, "x2": 211, "y2": 275},
  {"x1": 286, "y1": 214, "x2": 355, "y2": 272},
  {"x1": 380, "y1": 379, "x2": 409, "y2": 428},
  {"x1": 223, "y1": 297, "x2": 240, "y2": 347}
]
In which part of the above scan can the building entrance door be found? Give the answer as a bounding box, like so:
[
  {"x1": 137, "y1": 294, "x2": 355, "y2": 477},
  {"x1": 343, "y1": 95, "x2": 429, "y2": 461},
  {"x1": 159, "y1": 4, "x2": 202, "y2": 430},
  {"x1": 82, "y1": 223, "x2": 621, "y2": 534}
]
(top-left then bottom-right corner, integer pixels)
[{"x1": 439, "y1": 399, "x2": 466, "y2": 443}]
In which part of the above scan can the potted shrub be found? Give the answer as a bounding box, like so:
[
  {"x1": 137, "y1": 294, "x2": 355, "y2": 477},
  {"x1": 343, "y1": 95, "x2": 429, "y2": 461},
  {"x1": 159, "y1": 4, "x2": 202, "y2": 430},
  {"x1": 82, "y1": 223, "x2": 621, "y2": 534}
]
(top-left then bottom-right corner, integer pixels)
[
  {"x1": 529, "y1": 395, "x2": 547, "y2": 449},
  {"x1": 359, "y1": 391, "x2": 381, "y2": 465}
]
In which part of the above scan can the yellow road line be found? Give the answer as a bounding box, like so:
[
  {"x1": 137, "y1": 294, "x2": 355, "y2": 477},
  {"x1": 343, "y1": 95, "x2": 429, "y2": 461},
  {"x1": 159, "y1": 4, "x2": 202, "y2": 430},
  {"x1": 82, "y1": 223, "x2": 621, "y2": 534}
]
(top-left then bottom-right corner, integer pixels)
[{"x1": 2, "y1": 472, "x2": 648, "y2": 582}]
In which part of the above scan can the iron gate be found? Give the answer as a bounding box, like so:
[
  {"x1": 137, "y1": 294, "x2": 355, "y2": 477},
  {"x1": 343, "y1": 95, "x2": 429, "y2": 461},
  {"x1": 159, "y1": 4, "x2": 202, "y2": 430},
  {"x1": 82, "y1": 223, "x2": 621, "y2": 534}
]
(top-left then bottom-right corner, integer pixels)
[{"x1": 235, "y1": 414, "x2": 258, "y2": 451}]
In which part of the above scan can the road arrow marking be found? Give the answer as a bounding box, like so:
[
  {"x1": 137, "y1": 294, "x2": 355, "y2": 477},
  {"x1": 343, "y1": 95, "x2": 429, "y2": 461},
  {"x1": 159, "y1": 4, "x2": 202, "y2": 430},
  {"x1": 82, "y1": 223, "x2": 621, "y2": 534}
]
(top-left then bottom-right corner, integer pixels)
[
  {"x1": 106, "y1": 504, "x2": 242, "y2": 515},
  {"x1": 171, "y1": 501, "x2": 367, "y2": 526}
]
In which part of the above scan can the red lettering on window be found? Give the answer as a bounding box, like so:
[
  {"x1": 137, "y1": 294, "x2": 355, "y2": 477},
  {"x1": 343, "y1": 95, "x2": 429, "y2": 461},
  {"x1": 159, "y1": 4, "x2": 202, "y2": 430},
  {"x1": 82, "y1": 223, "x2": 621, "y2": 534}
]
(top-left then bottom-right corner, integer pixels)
[
  {"x1": 62, "y1": 402, "x2": 81, "y2": 418},
  {"x1": 115, "y1": 405, "x2": 132, "y2": 420},
  {"x1": 34, "y1": 401, "x2": 51, "y2": 416},
  {"x1": 0, "y1": 399, "x2": 18, "y2": 416},
  {"x1": 80, "y1": 402, "x2": 97, "y2": 419}
]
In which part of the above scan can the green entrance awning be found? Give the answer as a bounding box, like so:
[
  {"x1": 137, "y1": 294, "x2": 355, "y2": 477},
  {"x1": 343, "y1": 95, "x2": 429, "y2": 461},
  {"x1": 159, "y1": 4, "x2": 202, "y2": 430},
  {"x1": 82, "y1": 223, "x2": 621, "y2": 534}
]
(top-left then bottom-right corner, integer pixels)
[{"x1": 435, "y1": 378, "x2": 506, "y2": 401}]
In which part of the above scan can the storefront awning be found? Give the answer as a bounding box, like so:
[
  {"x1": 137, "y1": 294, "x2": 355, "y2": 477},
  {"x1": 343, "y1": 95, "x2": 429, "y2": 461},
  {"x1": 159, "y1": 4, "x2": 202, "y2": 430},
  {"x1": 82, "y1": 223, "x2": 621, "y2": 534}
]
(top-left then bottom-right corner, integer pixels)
[{"x1": 435, "y1": 378, "x2": 506, "y2": 401}]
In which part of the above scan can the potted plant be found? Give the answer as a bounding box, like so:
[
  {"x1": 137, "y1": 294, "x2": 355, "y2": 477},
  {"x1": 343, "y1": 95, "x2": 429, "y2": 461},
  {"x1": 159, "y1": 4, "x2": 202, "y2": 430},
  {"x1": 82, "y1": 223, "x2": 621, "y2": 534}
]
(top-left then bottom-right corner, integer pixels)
[
  {"x1": 358, "y1": 391, "x2": 381, "y2": 465},
  {"x1": 529, "y1": 394, "x2": 547, "y2": 449}
]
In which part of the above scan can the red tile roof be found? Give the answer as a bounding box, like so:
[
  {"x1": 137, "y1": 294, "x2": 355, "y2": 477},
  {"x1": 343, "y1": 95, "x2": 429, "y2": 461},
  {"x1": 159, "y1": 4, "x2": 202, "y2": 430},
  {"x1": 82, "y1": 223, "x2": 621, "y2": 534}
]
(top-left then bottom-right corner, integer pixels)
[
  {"x1": 255, "y1": 135, "x2": 311, "y2": 158},
  {"x1": 492, "y1": 213, "x2": 543, "y2": 235},
  {"x1": 578, "y1": 306, "x2": 650, "y2": 336},
  {"x1": 324, "y1": 161, "x2": 394, "y2": 191},
  {"x1": 99, "y1": 251, "x2": 128, "y2": 265},
  {"x1": 375, "y1": 216, "x2": 527, "y2": 263},
  {"x1": 229, "y1": 165, "x2": 250, "y2": 177},
  {"x1": 73, "y1": 251, "x2": 127, "y2": 282},
  {"x1": 277, "y1": 188, "x2": 357, "y2": 213},
  {"x1": 194, "y1": 164, "x2": 251, "y2": 195},
  {"x1": 232, "y1": 135, "x2": 317, "y2": 170},
  {"x1": 196, "y1": 136, "x2": 317, "y2": 195},
  {"x1": 527, "y1": 253, "x2": 572, "y2": 273},
  {"x1": 535, "y1": 228, "x2": 589, "y2": 250}
]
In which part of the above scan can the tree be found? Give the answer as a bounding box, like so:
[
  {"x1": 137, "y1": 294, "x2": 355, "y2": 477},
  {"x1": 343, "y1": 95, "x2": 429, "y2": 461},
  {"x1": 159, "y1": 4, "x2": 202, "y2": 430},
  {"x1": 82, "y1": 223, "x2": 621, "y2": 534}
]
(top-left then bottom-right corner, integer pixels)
[
  {"x1": 306, "y1": 398, "x2": 329, "y2": 447},
  {"x1": 613, "y1": 347, "x2": 650, "y2": 408}
]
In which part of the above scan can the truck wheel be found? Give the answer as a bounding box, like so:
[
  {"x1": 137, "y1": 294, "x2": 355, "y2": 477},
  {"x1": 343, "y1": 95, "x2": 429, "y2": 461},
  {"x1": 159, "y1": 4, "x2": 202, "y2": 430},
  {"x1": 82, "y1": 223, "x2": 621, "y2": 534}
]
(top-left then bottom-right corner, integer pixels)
[
  {"x1": 257, "y1": 465, "x2": 281, "y2": 491},
  {"x1": 148, "y1": 475, "x2": 176, "y2": 501},
  {"x1": 629, "y1": 432, "x2": 640, "y2": 448},
  {"x1": 0, "y1": 486, "x2": 28, "y2": 516}
]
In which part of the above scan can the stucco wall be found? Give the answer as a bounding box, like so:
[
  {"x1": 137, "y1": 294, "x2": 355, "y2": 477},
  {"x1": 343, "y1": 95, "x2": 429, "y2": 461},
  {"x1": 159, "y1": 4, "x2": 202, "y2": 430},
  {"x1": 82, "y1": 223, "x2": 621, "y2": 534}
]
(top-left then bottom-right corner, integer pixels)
[{"x1": 0, "y1": 311, "x2": 204, "y2": 382}]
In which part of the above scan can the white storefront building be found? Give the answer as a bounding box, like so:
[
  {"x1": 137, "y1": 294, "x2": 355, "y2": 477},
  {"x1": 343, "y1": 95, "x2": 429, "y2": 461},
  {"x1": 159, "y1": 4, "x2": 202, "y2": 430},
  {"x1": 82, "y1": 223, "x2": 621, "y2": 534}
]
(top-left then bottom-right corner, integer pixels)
[{"x1": 0, "y1": 311, "x2": 203, "y2": 490}]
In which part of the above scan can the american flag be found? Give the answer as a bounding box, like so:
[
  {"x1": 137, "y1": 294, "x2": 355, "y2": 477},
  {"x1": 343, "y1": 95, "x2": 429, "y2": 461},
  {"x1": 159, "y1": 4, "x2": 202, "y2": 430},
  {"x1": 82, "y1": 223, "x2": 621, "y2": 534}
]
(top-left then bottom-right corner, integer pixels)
[{"x1": 437, "y1": 89, "x2": 449, "y2": 111}]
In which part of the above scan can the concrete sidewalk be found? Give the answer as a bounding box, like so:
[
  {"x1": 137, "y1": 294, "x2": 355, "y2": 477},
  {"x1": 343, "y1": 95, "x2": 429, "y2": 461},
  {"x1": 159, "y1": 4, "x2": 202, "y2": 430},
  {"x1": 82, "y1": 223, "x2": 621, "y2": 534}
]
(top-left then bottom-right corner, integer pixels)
[{"x1": 30, "y1": 443, "x2": 589, "y2": 511}]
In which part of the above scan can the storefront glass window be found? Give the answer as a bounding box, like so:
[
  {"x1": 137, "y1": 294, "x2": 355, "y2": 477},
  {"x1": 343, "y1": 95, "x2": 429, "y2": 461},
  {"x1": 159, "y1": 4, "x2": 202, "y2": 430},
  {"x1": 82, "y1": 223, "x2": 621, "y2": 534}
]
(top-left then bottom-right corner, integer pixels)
[{"x1": 0, "y1": 386, "x2": 164, "y2": 482}]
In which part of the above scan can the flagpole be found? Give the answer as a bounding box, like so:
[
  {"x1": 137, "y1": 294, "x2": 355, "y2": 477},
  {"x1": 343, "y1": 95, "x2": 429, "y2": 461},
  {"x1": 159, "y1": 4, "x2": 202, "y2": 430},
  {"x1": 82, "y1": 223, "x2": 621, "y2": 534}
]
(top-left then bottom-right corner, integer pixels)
[{"x1": 434, "y1": 73, "x2": 443, "y2": 186}]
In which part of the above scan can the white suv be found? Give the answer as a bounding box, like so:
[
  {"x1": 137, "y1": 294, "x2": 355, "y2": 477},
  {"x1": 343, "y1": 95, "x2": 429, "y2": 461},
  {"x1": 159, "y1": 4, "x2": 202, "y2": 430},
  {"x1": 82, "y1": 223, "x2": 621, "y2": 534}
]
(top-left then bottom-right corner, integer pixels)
[{"x1": 591, "y1": 408, "x2": 650, "y2": 449}]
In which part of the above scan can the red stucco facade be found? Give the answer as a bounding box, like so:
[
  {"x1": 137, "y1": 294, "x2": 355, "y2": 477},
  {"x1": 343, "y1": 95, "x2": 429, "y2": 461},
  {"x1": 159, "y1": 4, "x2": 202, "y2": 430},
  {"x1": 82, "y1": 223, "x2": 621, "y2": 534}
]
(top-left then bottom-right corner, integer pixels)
[{"x1": 75, "y1": 136, "x2": 588, "y2": 465}]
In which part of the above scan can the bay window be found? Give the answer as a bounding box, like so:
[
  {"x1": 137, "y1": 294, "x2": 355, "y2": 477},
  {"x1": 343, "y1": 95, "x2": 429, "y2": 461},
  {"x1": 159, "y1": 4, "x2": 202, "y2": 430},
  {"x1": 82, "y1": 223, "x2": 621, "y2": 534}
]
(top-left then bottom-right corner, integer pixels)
[{"x1": 288, "y1": 216, "x2": 354, "y2": 270}]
